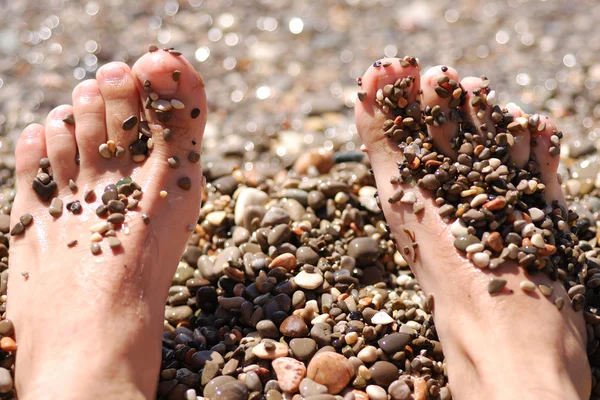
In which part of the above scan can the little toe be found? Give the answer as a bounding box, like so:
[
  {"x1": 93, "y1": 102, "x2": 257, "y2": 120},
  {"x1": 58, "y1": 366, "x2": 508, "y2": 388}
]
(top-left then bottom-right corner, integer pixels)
[
  {"x1": 420, "y1": 65, "x2": 463, "y2": 158},
  {"x1": 131, "y1": 49, "x2": 207, "y2": 155},
  {"x1": 530, "y1": 115, "x2": 565, "y2": 206},
  {"x1": 96, "y1": 62, "x2": 140, "y2": 154},
  {"x1": 460, "y1": 76, "x2": 497, "y2": 140},
  {"x1": 44, "y1": 105, "x2": 78, "y2": 187},
  {"x1": 72, "y1": 79, "x2": 108, "y2": 172}
]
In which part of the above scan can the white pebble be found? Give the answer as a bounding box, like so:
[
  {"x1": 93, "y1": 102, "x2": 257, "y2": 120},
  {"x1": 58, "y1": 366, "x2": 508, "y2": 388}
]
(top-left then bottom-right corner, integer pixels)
[
  {"x1": 450, "y1": 219, "x2": 469, "y2": 237},
  {"x1": 400, "y1": 192, "x2": 416, "y2": 204},
  {"x1": 371, "y1": 311, "x2": 394, "y2": 325},
  {"x1": 529, "y1": 207, "x2": 545, "y2": 222},
  {"x1": 357, "y1": 346, "x2": 378, "y2": 363},
  {"x1": 185, "y1": 389, "x2": 196, "y2": 400},
  {"x1": 394, "y1": 251, "x2": 408, "y2": 267},
  {"x1": 151, "y1": 99, "x2": 172, "y2": 111},
  {"x1": 334, "y1": 192, "x2": 349, "y2": 204},
  {"x1": 89, "y1": 232, "x2": 103, "y2": 242},
  {"x1": 472, "y1": 252, "x2": 490, "y2": 268},
  {"x1": 486, "y1": 90, "x2": 497, "y2": 105},
  {"x1": 521, "y1": 223, "x2": 536, "y2": 238},
  {"x1": 530, "y1": 233, "x2": 545, "y2": 249},
  {"x1": 171, "y1": 99, "x2": 185, "y2": 109},
  {"x1": 90, "y1": 221, "x2": 109, "y2": 234},
  {"x1": 366, "y1": 385, "x2": 387, "y2": 400},
  {"x1": 358, "y1": 186, "x2": 377, "y2": 197},
  {"x1": 206, "y1": 211, "x2": 227, "y2": 226},
  {"x1": 465, "y1": 243, "x2": 485, "y2": 253},
  {"x1": 294, "y1": 270, "x2": 324, "y2": 290},
  {"x1": 470, "y1": 193, "x2": 488, "y2": 208},
  {"x1": 520, "y1": 280, "x2": 537, "y2": 292}
]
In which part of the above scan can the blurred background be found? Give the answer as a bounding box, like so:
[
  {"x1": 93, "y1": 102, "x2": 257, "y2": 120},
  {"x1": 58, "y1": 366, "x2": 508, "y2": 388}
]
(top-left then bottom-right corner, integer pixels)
[{"x1": 0, "y1": 0, "x2": 599, "y2": 184}]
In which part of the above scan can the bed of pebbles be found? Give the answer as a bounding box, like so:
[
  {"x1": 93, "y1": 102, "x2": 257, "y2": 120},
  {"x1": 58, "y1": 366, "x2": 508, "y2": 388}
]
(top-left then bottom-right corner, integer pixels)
[{"x1": 2, "y1": 0, "x2": 600, "y2": 399}]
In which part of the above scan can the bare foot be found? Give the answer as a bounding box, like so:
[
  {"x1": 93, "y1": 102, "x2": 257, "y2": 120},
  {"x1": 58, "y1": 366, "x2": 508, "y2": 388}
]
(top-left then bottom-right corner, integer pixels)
[
  {"x1": 355, "y1": 58, "x2": 591, "y2": 399},
  {"x1": 8, "y1": 49, "x2": 206, "y2": 399}
]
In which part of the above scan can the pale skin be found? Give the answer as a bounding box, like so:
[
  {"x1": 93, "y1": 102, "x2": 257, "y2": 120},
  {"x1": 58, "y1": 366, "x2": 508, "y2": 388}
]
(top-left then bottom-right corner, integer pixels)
[{"x1": 6, "y1": 50, "x2": 590, "y2": 399}]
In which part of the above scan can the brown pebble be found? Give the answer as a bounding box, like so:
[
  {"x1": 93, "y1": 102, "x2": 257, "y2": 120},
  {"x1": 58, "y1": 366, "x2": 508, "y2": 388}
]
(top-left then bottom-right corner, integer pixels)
[
  {"x1": 107, "y1": 237, "x2": 121, "y2": 248},
  {"x1": 48, "y1": 197, "x2": 63, "y2": 217},
  {"x1": 188, "y1": 152, "x2": 200, "y2": 163},
  {"x1": 149, "y1": 44, "x2": 158, "y2": 52},
  {"x1": 39, "y1": 157, "x2": 50, "y2": 169},
  {"x1": 357, "y1": 91, "x2": 367, "y2": 102},
  {"x1": 62, "y1": 113, "x2": 75, "y2": 125},
  {"x1": 178, "y1": 177, "x2": 192, "y2": 191},
  {"x1": 10, "y1": 222, "x2": 24, "y2": 236},
  {"x1": 191, "y1": 108, "x2": 201, "y2": 119},
  {"x1": 107, "y1": 213, "x2": 125, "y2": 224},
  {"x1": 0, "y1": 337, "x2": 17, "y2": 352},
  {"x1": 168, "y1": 49, "x2": 182, "y2": 56},
  {"x1": 539, "y1": 284, "x2": 553, "y2": 297},
  {"x1": 142, "y1": 214, "x2": 150, "y2": 224},
  {"x1": 488, "y1": 278, "x2": 507, "y2": 294},
  {"x1": 68, "y1": 179, "x2": 78, "y2": 192},
  {"x1": 67, "y1": 239, "x2": 78, "y2": 247},
  {"x1": 84, "y1": 190, "x2": 95, "y2": 202},
  {"x1": 555, "y1": 297, "x2": 565, "y2": 310},
  {"x1": 122, "y1": 116, "x2": 139, "y2": 131},
  {"x1": 172, "y1": 70, "x2": 181, "y2": 81},
  {"x1": 20, "y1": 213, "x2": 33, "y2": 227},
  {"x1": 90, "y1": 242, "x2": 101, "y2": 255},
  {"x1": 163, "y1": 129, "x2": 172, "y2": 141}
]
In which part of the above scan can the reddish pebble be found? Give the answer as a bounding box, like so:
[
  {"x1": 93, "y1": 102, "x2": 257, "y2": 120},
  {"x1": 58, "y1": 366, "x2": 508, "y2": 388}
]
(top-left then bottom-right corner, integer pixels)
[
  {"x1": 269, "y1": 253, "x2": 297, "y2": 272},
  {"x1": 0, "y1": 337, "x2": 17, "y2": 352},
  {"x1": 487, "y1": 232, "x2": 503, "y2": 253},
  {"x1": 272, "y1": 357, "x2": 306, "y2": 393},
  {"x1": 307, "y1": 352, "x2": 354, "y2": 394}
]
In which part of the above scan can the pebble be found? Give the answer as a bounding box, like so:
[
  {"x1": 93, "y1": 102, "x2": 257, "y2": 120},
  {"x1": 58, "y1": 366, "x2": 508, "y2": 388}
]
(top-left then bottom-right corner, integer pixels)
[
  {"x1": 488, "y1": 278, "x2": 507, "y2": 294},
  {"x1": 167, "y1": 156, "x2": 180, "y2": 168},
  {"x1": 289, "y1": 338, "x2": 317, "y2": 360},
  {"x1": 0, "y1": 337, "x2": 16, "y2": 352},
  {"x1": 257, "y1": 320, "x2": 280, "y2": 339},
  {"x1": 178, "y1": 177, "x2": 192, "y2": 191},
  {"x1": 98, "y1": 143, "x2": 111, "y2": 159},
  {"x1": 0, "y1": 368, "x2": 12, "y2": 394},
  {"x1": 400, "y1": 192, "x2": 416, "y2": 204},
  {"x1": 171, "y1": 99, "x2": 185, "y2": 109},
  {"x1": 347, "y1": 237, "x2": 380, "y2": 266},
  {"x1": 188, "y1": 151, "x2": 201, "y2": 163},
  {"x1": 204, "y1": 376, "x2": 248, "y2": 400},
  {"x1": 272, "y1": 357, "x2": 306, "y2": 393},
  {"x1": 357, "y1": 345, "x2": 378, "y2": 363},
  {"x1": 0, "y1": 320, "x2": 14, "y2": 336},
  {"x1": 369, "y1": 361, "x2": 398, "y2": 387},
  {"x1": 388, "y1": 380, "x2": 412, "y2": 400},
  {"x1": 454, "y1": 235, "x2": 480, "y2": 252},
  {"x1": 539, "y1": 284, "x2": 553, "y2": 296},
  {"x1": 122, "y1": 115, "x2": 138, "y2": 130},
  {"x1": 279, "y1": 315, "x2": 308, "y2": 337},
  {"x1": 529, "y1": 207, "x2": 544, "y2": 222},
  {"x1": 371, "y1": 311, "x2": 394, "y2": 325},
  {"x1": 62, "y1": 113, "x2": 75, "y2": 125},
  {"x1": 366, "y1": 385, "x2": 387, "y2": 400},
  {"x1": 306, "y1": 352, "x2": 354, "y2": 394},
  {"x1": 48, "y1": 197, "x2": 63, "y2": 217},
  {"x1": 252, "y1": 341, "x2": 289, "y2": 359},
  {"x1": 299, "y1": 378, "x2": 328, "y2": 397},
  {"x1": 295, "y1": 270, "x2": 324, "y2": 289},
  {"x1": 472, "y1": 252, "x2": 490, "y2": 268},
  {"x1": 234, "y1": 188, "x2": 269, "y2": 225},
  {"x1": 10, "y1": 222, "x2": 24, "y2": 236},
  {"x1": 378, "y1": 332, "x2": 411, "y2": 353}
]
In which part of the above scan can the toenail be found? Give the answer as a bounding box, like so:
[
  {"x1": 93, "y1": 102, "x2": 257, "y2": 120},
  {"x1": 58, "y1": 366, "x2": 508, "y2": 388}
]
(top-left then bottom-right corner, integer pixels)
[
  {"x1": 78, "y1": 81, "x2": 101, "y2": 98},
  {"x1": 100, "y1": 64, "x2": 127, "y2": 82}
]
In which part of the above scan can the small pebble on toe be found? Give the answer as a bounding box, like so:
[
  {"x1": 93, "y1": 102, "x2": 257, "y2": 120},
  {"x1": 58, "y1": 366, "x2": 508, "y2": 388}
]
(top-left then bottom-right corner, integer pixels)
[
  {"x1": 122, "y1": 115, "x2": 138, "y2": 131},
  {"x1": 168, "y1": 156, "x2": 180, "y2": 168},
  {"x1": 191, "y1": 108, "x2": 200, "y2": 118},
  {"x1": 20, "y1": 213, "x2": 33, "y2": 226},
  {"x1": 68, "y1": 179, "x2": 77, "y2": 192},
  {"x1": 488, "y1": 278, "x2": 507, "y2": 294},
  {"x1": 172, "y1": 70, "x2": 181, "y2": 81},
  {"x1": 98, "y1": 143, "x2": 111, "y2": 159},
  {"x1": 178, "y1": 177, "x2": 192, "y2": 191},
  {"x1": 62, "y1": 113, "x2": 75, "y2": 125},
  {"x1": 10, "y1": 222, "x2": 24, "y2": 236},
  {"x1": 67, "y1": 239, "x2": 78, "y2": 247},
  {"x1": 48, "y1": 197, "x2": 63, "y2": 217},
  {"x1": 188, "y1": 152, "x2": 200, "y2": 163},
  {"x1": 90, "y1": 242, "x2": 101, "y2": 255}
]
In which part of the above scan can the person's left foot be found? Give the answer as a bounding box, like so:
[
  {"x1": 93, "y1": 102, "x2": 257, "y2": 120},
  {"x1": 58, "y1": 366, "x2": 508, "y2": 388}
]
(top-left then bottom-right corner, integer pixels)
[
  {"x1": 8, "y1": 49, "x2": 206, "y2": 399},
  {"x1": 355, "y1": 57, "x2": 590, "y2": 399}
]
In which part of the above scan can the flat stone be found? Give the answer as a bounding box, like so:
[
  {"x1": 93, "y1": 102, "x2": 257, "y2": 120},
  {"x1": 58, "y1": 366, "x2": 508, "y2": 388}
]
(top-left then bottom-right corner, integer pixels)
[
  {"x1": 279, "y1": 315, "x2": 308, "y2": 337},
  {"x1": 297, "y1": 246, "x2": 320, "y2": 265},
  {"x1": 347, "y1": 237, "x2": 380, "y2": 266},
  {"x1": 388, "y1": 380, "x2": 412, "y2": 400},
  {"x1": 306, "y1": 352, "x2": 354, "y2": 394},
  {"x1": 272, "y1": 357, "x2": 306, "y2": 393},
  {"x1": 164, "y1": 305, "x2": 193, "y2": 324},
  {"x1": 262, "y1": 207, "x2": 290, "y2": 227},
  {"x1": 289, "y1": 338, "x2": 317, "y2": 360},
  {"x1": 295, "y1": 270, "x2": 324, "y2": 289},
  {"x1": 234, "y1": 188, "x2": 269, "y2": 225},
  {"x1": 366, "y1": 385, "x2": 387, "y2": 400},
  {"x1": 378, "y1": 332, "x2": 411, "y2": 353},
  {"x1": 371, "y1": 311, "x2": 394, "y2": 325},
  {"x1": 369, "y1": 361, "x2": 398, "y2": 388},
  {"x1": 299, "y1": 378, "x2": 328, "y2": 397},
  {"x1": 453, "y1": 235, "x2": 480, "y2": 252},
  {"x1": 257, "y1": 320, "x2": 280, "y2": 338},
  {"x1": 48, "y1": 197, "x2": 63, "y2": 217},
  {"x1": 252, "y1": 341, "x2": 289, "y2": 359},
  {"x1": 204, "y1": 376, "x2": 248, "y2": 400},
  {"x1": 270, "y1": 253, "x2": 296, "y2": 272},
  {"x1": 357, "y1": 345, "x2": 377, "y2": 363}
]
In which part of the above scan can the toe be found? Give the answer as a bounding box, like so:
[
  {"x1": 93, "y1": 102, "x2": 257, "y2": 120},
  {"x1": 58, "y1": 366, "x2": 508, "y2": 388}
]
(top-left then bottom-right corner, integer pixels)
[
  {"x1": 531, "y1": 115, "x2": 565, "y2": 206},
  {"x1": 131, "y1": 49, "x2": 207, "y2": 153},
  {"x1": 45, "y1": 105, "x2": 78, "y2": 187},
  {"x1": 354, "y1": 56, "x2": 421, "y2": 161},
  {"x1": 504, "y1": 103, "x2": 531, "y2": 168},
  {"x1": 72, "y1": 79, "x2": 108, "y2": 172},
  {"x1": 15, "y1": 124, "x2": 47, "y2": 182},
  {"x1": 420, "y1": 65, "x2": 463, "y2": 158},
  {"x1": 96, "y1": 62, "x2": 140, "y2": 151},
  {"x1": 460, "y1": 76, "x2": 496, "y2": 139}
]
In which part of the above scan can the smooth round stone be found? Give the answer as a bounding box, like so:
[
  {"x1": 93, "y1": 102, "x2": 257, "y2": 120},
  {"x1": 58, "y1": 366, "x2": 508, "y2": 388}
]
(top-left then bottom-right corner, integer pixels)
[
  {"x1": 190, "y1": 350, "x2": 225, "y2": 370},
  {"x1": 204, "y1": 376, "x2": 248, "y2": 400},
  {"x1": 245, "y1": 371, "x2": 262, "y2": 392},
  {"x1": 270, "y1": 253, "x2": 297, "y2": 272},
  {"x1": 0, "y1": 320, "x2": 13, "y2": 336},
  {"x1": 299, "y1": 378, "x2": 328, "y2": 397},
  {"x1": 206, "y1": 211, "x2": 227, "y2": 226},
  {"x1": 268, "y1": 224, "x2": 291, "y2": 246},
  {"x1": 213, "y1": 175, "x2": 238, "y2": 196},
  {"x1": 450, "y1": 219, "x2": 469, "y2": 237},
  {"x1": 529, "y1": 207, "x2": 544, "y2": 222},
  {"x1": 366, "y1": 385, "x2": 387, "y2": 400},
  {"x1": 0, "y1": 368, "x2": 12, "y2": 393},
  {"x1": 0, "y1": 215, "x2": 9, "y2": 234},
  {"x1": 453, "y1": 235, "x2": 480, "y2": 252},
  {"x1": 310, "y1": 323, "x2": 332, "y2": 347},
  {"x1": 357, "y1": 345, "x2": 377, "y2": 363},
  {"x1": 257, "y1": 320, "x2": 280, "y2": 339},
  {"x1": 262, "y1": 207, "x2": 290, "y2": 227},
  {"x1": 289, "y1": 338, "x2": 317, "y2": 360},
  {"x1": 234, "y1": 188, "x2": 269, "y2": 225},
  {"x1": 388, "y1": 380, "x2": 411, "y2": 400},
  {"x1": 297, "y1": 246, "x2": 320, "y2": 265},
  {"x1": 252, "y1": 341, "x2": 289, "y2": 359},
  {"x1": 214, "y1": 246, "x2": 242, "y2": 274},
  {"x1": 295, "y1": 270, "x2": 324, "y2": 289},
  {"x1": 472, "y1": 252, "x2": 490, "y2": 268},
  {"x1": 369, "y1": 361, "x2": 399, "y2": 388},
  {"x1": 281, "y1": 198, "x2": 306, "y2": 221},
  {"x1": 197, "y1": 255, "x2": 220, "y2": 281},
  {"x1": 307, "y1": 352, "x2": 354, "y2": 394},
  {"x1": 378, "y1": 332, "x2": 411, "y2": 353},
  {"x1": 347, "y1": 237, "x2": 380, "y2": 266},
  {"x1": 164, "y1": 305, "x2": 193, "y2": 324},
  {"x1": 281, "y1": 188, "x2": 309, "y2": 206},
  {"x1": 280, "y1": 315, "x2": 309, "y2": 337},
  {"x1": 272, "y1": 357, "x2": 307, "y2": 393}
]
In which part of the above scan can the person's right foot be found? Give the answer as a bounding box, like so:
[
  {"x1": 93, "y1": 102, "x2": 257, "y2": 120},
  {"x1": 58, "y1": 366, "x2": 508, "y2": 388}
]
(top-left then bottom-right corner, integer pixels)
[
  {"x1": 8, "y1": 49, "x2": 206, "y2": 399},
  {"x1": 355, "y1": 58, "x2": 591, "y2": 399}
]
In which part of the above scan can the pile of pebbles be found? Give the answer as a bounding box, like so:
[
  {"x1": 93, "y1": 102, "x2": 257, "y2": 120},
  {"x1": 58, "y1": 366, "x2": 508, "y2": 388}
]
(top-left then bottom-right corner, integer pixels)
[{"x1": 161, "y1": 156, "x2": 448, "y2": 400}]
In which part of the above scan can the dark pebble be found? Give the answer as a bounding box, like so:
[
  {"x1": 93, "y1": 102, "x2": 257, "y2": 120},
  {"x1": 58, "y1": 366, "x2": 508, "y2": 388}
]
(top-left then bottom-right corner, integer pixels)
[
  {"x1": 178, "y1": 177, "x2": 192, "y2": 191},
  {"x1": 188, "y1": 152, "x2": 200, "y2": 163},
  {"x1": 122, "y1": 116, "x2": 139, "y2": 131},
  {"x1": 191, "y1": 108, "x2": 201, "y2": 119}
]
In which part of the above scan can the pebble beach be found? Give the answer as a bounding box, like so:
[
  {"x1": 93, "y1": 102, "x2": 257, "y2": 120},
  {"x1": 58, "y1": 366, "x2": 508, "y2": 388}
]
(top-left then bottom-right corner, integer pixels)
[{"x1": 3, "y1": 1, "x2": 600, "y2": 399}]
